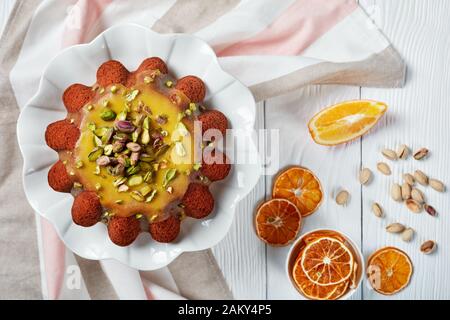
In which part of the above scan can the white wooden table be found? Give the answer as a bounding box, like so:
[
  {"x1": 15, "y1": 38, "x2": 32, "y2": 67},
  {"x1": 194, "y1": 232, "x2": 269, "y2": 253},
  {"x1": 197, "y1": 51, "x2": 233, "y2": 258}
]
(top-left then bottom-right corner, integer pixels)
[{"x1": 2, "y1": 0, "x2": 449, "y2": 300}]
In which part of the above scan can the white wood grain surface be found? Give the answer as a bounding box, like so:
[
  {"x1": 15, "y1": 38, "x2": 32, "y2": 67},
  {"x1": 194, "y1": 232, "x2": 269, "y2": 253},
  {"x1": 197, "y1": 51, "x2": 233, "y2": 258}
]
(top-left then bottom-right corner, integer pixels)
[
  {"x1": 360, "y1": 0, "x2": 450, "y2": 300},
  {"x1": 2, "y1": 0, "x2": 449, "y2": 300},
  {"x1": 217, "y1": 0, "x2": 450, "y2": 300}
]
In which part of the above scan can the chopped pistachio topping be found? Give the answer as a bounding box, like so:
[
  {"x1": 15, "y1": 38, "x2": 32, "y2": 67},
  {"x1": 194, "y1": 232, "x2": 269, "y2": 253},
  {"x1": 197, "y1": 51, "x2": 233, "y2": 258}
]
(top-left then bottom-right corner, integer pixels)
[
  {"x1": 115, "y1": 199, "x2": 123, "y2": 205},
  {"x1": 165, "y1": 80, "x2": 173, "y2": 88},
  {"x1": 100, "y1": 108, "x2": 116, "y2": 121},
  {"x1": 140, "y1": 129, "x2": 150, "y2": 145},
  {"x1": 193, "y1": 163, "x2": 202, "y2": 171},
  {"x1": 162, "y1": 168, "x2": 177, "y2": 188},
  {"x1": 125, "y1": 89, "x2": 140, "y2": 102},
  {"x1": 93, "y1": 165, "x2": 101, "y2": 175},
  {"x1": 118, "y1": 184, "x2": 129, "y2": 193},
  {"x1": 87, "y1": 122, "x2": 96, "y2": 131},
  {"x1": 143, "y1": 117, "x2": 150, "y2": 130},
  {"x1": 144, "y1": 76, "x2": 153, "y2": 84},
  {"x1": 139, "y1": 185, "x2": 152, "y2": 197},
  {"x1": 110, "y1": 85, "x2": 118, "y2": 93},
  {"x1": 166, "y1": 186, "x2": 173, "y2": 194},
  {"x1": 175, "y1": 142, "x2": 186, "y2": 157},
  {"x1": 130, "y1": 191, "x2": 144, "y2": 202},
  {"x1": 143, "y1": 171, "x2": 153, "y2": 183},
  {"x1": 145, "y1": 190, "x2": 157, "y2": 203},
  {"x1": 128, "y1": 175, "x2": 143, "y2": 187},
  {"x1": 177, "y1": 112, "x2": 185, "y2": 121},
  {"x1": 62, "y1": 160, "x2": 68, "y2": 165},
  {"x1": 93, "y1": 135, "x2": 103, "y2": 147},
  {"x1": 189, "y1": 103, "x2": 197, "y2": 111},
  {"x1": 126, "y1": 165, "x2": 140, "y2": 175},
  {"x1": 99, "y1": 87, "x2": 105, "y2": 94},
  {"x1": 87, "y1": 104, "x2": 94, "y2": 111},
  {"x1": 95, "y1": 183, "x2": 102, "y2": 191},
  {"x1": 176, "y1": 122, "x2": 189, "y2": 136},
  {"x1": 117, "y1": 109, "x2": 128, "y2": 121},
  {"x1": 185, "y1": 109, "x2": 192, "y2": 116},
  {"x1": 135, "y1": 213, "x2": 143, "y2": 219},
  {"x1": 69, "y1": 171, "x2": 75, "y2": 176},
  {"x1": 113, "y1": 177, "x2": 127, "y2": 187},
  {"x1": 149, "y1": 214, "x2": 158, "y2": 222},
  {"x1": 75, "y1": 160, "x2": 84, "y2": 169},
  {"x1": 73, "y1": 182, "x2": 83, "y2": 189},
  {"x1": 104, "y1": 144, "x2": 113, "y2": 156},
  {"x1": 70, "y1": 118, "x2": 75, "y2": 124}
]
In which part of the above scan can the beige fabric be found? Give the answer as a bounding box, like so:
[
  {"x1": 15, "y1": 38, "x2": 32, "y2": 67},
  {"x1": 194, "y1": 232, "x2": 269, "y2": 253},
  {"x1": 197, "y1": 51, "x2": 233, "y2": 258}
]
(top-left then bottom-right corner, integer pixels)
[
  {"x1": 74, "y1": 255, "x2": 118, "y2": 300},
  {"x1": 168, "y1": 250, "x2": 233, "y2": 300},
  {"x1": 250, "y1": 45, "x2": 406, "y2": 102},
  {"x1": 0, "y1": 0, "x2": 42, "y2": 300},
  {"x1": 153, "y1": 0, "x2": 239, "y2": 34},
  {"x1": 0, "y1": 0, "x2": 233, "y2": 300}
]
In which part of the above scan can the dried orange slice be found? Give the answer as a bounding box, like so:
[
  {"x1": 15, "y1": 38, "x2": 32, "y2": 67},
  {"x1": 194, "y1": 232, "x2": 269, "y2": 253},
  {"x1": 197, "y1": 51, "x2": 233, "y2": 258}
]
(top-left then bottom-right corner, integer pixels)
[
  {"x1": 272, "y1": 166, "x2": 323, "y2": 217},
  {"x1": 308, "y1": 100, "x2": 387, "y2": 146},
  {"x1": 255, "y1": 199, "x2": 302, "y2": 246},
  {"x1": 303, "y1": 230, "x2": 346, "y2": 244},
  {"x1": 301, "y1": 236, "x2": 354, "y2": 286},
  {"x1": 293, "y1": 249, "x2": 349, "y2": 300},
  {"x1": 367, "y1": 247, "x2": 413, "y2": 295}
]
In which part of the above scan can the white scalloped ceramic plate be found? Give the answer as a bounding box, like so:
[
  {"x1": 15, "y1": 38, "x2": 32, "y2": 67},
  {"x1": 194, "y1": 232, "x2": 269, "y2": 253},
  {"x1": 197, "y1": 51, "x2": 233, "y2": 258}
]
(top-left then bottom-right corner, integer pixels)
[{"x1": 17, "y1": 24, "x2": 261, "y2": 270}]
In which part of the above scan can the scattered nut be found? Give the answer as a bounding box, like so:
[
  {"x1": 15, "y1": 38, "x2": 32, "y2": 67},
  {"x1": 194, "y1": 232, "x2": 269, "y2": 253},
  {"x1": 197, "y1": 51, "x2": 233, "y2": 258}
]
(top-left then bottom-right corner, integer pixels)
[
  {"x1": 413, "y1": 148, "x2": 429, "y2": 160},
  {"x1": 424, "y1": 204, "x2": 437, "y2": 217},
  {"x1": 382, "y1": 148, "x2": 398, "y2": 161},
  {"x1": 403, "y1": 173, "x2": 415, "y2": 186},
  {"x1": 401, "y1": 228, "x2": 414, "y2": 242},
  {"x1": 420, "y1": 240, "x2": 436, "y2": 254},
  {"x1": 336, "y1": 190, "x2": 350, "y2": 206},
  {"x1": 372, "y1": 202, "x2": 383, "y2": 218},
  {"x1": 406, "y1": 199, "x2": 423, "y2": 213},
  {"x1": 391, "y1": 183, "x2": 402, "y2": 202},
  {"x1": 414, "y1": 170, "x2": 429, "y2": 186},
  {"x1": 429, "y1": 178, "x2": 445, "y2": 192},
  {"x1": 359, "y1": 168, "x2": 372, "y2": 185},
  {"x1": 397, "y1": 144, "x2": 409, "y2": 159},
  {"x1": 411, "y1": 188, "x2": 425, "y2": 204},
  {"x1": 377, "y1": 162, "x2": 391, "y2": 176},
  {"x1": 386, "y1": 223, "x2": 406, "y2": 233},
  {"x1": 401, "y1": 182, "x2": 411, "y2": 200}
]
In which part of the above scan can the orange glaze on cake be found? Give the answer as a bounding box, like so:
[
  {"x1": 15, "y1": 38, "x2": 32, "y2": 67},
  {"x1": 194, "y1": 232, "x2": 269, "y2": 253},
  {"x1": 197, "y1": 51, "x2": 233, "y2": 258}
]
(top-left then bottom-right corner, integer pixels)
[
  {"x1": 46, "y1": 58, "x2": 231, "y2": 245},
  {"x1": 61, "y1": 72, "x2": 196, "y2": 221}
]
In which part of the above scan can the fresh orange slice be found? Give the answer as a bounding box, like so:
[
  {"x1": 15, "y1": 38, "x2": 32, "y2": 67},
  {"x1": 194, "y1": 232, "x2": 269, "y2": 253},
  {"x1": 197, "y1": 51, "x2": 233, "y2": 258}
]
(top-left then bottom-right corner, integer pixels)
[
  {"x1": 301, "y1": 236, "x2": 354, "y2": 286},
  {"x1": 367, "y1": 247, "x2": 413, "y2": 295},
  {"x1": 293, "y1": 249, "x2": 349, "y2": 300},
  {"x1": 308, "y1": 100, "x2": 387, "y2": 146},
  {"x1": 255, "y1": 199, "x2": 302, "y2": 246},
  {"x1": 272, "y1": 166, "x2": 323, "y2": 217}
]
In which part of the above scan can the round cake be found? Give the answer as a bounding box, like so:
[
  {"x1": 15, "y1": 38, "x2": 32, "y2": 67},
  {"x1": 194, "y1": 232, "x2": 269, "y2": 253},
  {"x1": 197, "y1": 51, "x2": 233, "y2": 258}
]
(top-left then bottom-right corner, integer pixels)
[{"x1": 45, "y1": 57, "x2": 231, "y2": 246}]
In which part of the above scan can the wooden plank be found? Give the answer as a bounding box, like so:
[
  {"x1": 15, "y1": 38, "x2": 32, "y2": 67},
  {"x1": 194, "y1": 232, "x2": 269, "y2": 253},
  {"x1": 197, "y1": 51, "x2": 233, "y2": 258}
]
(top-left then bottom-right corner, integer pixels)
[
  {"x1": 360, "y1": 0, "x2": 450, "y2": 299},
  {"x1": 212, "y1": 101, "x2": 267, "y2": 299},
  {"x1": 264, "y1": 85, "x2": 362, "y2": 299}
]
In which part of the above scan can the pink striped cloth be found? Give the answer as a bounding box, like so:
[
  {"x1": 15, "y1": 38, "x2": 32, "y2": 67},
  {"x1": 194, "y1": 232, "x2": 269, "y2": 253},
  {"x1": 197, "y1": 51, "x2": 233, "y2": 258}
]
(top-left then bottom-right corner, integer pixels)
[{"x1": 9, "y1": 0, "x2": 405, "y2": 299}]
